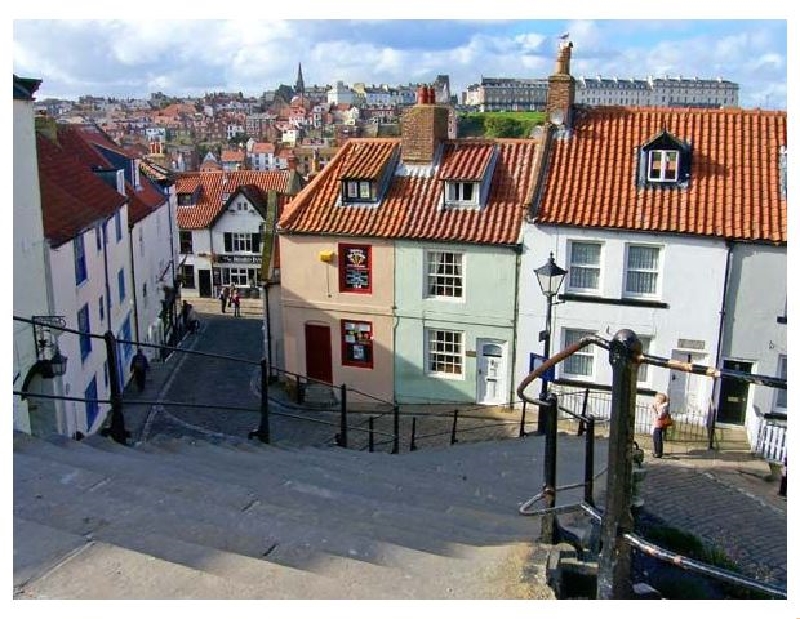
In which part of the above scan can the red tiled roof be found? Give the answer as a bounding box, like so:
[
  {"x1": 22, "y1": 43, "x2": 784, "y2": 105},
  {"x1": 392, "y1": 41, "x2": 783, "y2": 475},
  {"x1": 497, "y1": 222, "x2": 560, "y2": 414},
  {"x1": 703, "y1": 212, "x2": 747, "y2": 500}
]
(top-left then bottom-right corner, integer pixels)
[
  {"x1": 175, "y1": 170, "x2": 292, "y2": 229},
  {"x1": 221, "y1": 149, "x2": 246, "y2": 162},
  {"x1": 126, "y1": 175, "x2": 167, "y2": 225},
  {"x1": 438, "y1": 142, "x2": 495, "y2": 181},
  {"x1": 252, "y1": 142, "x2": 275, "y2": 154},
  {"x1": 279, "y1": 138, "x2": 542, "y2": 245},
  {"x1": 36, "y1": 133, "x2": 128, "y2": 248},
  {"x1": 536, "y1": 106, "x2": 787, "y2": 243},
  {"x1": 340, "y1": 141, "x2": 396, "y2": 180}
]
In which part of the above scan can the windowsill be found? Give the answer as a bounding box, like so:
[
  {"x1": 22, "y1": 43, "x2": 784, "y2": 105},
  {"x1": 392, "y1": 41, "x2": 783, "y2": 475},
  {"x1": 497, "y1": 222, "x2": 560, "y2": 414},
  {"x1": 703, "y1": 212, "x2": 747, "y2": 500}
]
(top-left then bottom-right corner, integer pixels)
[
  {"x1": 559, "y1": 293, "x2": 668, "y2": 309},
  {"x1": 426, "y1": 372, "x2": 466, "y2": 381},
  {"x1": 426, "y1": 296, "x2": 465, "y2": 303}
]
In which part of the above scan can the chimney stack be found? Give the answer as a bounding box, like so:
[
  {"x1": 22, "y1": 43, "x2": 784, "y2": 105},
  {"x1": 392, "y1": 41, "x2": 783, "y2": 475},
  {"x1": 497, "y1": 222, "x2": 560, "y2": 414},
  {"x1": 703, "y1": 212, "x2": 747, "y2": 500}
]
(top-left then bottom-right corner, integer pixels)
[
  {"x1": 546, "y1": 40, "x2": 575, "y2": 128},
  {"x1": 401, "y1": 84, "x2": 449, "y2": 164}
]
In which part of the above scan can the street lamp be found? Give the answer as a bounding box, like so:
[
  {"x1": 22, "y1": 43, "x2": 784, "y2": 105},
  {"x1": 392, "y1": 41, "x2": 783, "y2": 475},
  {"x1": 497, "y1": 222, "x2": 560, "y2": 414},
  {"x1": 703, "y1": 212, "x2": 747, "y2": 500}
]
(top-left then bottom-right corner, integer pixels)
[{"x1": 534, "y1": 252, "x2": 567, "y2": 433}]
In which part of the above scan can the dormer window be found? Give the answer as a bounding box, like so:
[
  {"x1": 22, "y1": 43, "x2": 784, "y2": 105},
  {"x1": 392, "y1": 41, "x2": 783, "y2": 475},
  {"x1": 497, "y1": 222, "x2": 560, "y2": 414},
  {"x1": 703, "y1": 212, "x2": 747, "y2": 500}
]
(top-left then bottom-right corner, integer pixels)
[
  {"x1": 637, "y1": 130, "x2": 692, "y2": 189},
  {"x1": 648, "y1": 150, "x2": 679, "y2": 182},
  {"x1": 445, "y1": 182, "x2": 478, "y2": 207},
  {"x1": 344, "y1": 180, "x2": 375, "y2": 202}
]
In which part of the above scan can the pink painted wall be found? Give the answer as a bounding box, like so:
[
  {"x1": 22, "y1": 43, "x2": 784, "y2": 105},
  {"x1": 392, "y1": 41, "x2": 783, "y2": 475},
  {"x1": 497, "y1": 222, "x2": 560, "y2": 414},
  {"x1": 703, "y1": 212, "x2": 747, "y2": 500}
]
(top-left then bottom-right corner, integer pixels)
[{"x1": 280, "y1": 235, "x2": 394, "y2": 402}]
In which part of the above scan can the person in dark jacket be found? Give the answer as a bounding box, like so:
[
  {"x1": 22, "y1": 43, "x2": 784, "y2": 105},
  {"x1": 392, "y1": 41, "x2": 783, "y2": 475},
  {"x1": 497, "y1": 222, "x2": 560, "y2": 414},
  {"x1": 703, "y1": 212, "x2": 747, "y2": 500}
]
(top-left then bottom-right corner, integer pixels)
[
  {"x1": 219, "y1": 287, "x2": 228, "y2": 313},
  {"x1": 130, "y1": 348, "x2": 149, "y2": 393}
]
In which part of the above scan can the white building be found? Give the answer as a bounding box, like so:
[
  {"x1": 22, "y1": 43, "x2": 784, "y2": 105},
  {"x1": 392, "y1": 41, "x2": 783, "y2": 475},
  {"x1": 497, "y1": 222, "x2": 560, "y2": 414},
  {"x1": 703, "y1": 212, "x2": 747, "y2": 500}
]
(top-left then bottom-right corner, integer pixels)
[
  {"x1": 327, "y1": 81, "x2": 356, "y2": 106},
  {"x1": 574, "y1": 75, "x2": 740, "y2": 108},
  {"x1": 13, "y1": 75, "x2": 52, "y2": 435}
]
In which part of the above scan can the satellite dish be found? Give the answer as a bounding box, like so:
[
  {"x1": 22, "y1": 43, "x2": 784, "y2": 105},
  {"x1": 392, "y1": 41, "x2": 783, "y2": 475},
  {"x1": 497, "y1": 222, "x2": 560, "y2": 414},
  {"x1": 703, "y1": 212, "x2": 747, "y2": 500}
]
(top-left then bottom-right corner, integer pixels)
[{"x1": 550, "y1": 109, "x2": 565, "y2": 126}]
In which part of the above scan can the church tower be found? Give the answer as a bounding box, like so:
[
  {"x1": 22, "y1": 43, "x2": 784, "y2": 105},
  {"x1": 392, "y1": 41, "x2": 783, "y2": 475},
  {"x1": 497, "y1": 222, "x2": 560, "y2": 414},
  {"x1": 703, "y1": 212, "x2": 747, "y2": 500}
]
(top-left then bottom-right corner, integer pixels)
[{"x1": 295, "y1": 62, "x2": 305, "y2": 95}]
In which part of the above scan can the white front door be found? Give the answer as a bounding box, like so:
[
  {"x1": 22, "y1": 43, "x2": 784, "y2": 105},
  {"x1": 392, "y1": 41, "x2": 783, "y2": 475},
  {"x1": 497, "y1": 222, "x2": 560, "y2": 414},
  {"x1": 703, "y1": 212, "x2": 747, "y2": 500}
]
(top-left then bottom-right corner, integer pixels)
[
  {"x1": 667, "y1": 350, "x2": 708, "y2": 419},
  {"x1": 476, "y1": 339, "x2": 507, "y2": 405}
]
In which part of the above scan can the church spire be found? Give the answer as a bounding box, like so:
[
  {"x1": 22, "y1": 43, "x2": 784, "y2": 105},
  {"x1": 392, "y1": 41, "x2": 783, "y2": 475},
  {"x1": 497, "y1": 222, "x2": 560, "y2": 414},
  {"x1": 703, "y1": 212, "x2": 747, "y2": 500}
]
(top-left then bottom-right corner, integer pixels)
[{"x1": 295, "y1": 62, "x2": 305, "y2": 95}]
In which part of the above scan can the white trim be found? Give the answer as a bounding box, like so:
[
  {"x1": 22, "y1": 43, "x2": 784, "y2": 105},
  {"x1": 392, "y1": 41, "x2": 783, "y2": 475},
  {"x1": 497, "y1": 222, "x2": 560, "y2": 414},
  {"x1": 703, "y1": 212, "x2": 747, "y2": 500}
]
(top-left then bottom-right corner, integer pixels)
[
  {"x1": 560, "y1": 327, "x2": 598, "y2": 381},
  {"x1": 424, "y1": 249, "x2": 466, "y2": 303},
  {"x1": 647, "y1": 149, "x2": 679, "y2": 183},
  {"x1": 623, "y1": 243, "x2": 663, "y2": 299},
  {"x1": 566, "y1": 239, "x2": 603, "y2": 294},
  {"x1": 425, "y1": 327, "x2": 466, "y2": 380}
]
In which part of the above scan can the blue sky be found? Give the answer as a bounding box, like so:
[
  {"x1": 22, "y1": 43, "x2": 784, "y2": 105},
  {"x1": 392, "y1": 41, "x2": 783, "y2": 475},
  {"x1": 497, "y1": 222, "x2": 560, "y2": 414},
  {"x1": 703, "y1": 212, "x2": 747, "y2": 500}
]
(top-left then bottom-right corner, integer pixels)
[{"x1": 12, "y1": 15, "x2": 789, "y2": 109}]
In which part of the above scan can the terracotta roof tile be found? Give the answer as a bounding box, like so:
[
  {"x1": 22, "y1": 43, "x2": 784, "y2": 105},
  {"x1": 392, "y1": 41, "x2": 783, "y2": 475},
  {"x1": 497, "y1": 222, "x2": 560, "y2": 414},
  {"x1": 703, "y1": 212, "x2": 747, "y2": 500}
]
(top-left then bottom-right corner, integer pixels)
[
  {"x1": 438, "y1": 142, "x2": 495, "y2": 181},
  {"x1": 252, "y1": 142, "x2": 275, "y2": 154},
  {"x1": 537, "y1": 106, "x2": 786, "y2": 243},
  {"x1": 36, "y1": 133, "x2": 128, "y2": 247},
  {"x1": 175, "y1": 170, "x2": 291, "y2": 229},
  {"x1": 340, "y1": 141, "x2": 396, "y2": 180},
  {"x1": 279, "y1": 138, "x2": 541, "y2": 245},
  {"x1": 221, "y1": 149, "x2": 246, "y2": 162}
]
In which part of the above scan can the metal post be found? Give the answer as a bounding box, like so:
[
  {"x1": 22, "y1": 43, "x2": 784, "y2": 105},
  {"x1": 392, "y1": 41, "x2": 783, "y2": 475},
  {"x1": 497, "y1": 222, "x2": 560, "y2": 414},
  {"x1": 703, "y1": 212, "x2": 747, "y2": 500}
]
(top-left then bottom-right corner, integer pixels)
[
  {"x1": 339, "y1": 383, "x2": 348, "y2": 448},
  {"x1": 585, "y1": 416, "x2": 595, "y2": 506},
  {"x1": 249, "y1": 359, "x2": 270, "y2": 443},
  {"x1": 368, "y1": 416, "x2": 374, "y2": 453},
  {"x1": 295, "y1": 374, "x2": 302, "y2": 404},
  {"x1": 392, "y1": 405, "x2": 400, "y2": 454},
  {"x1": 537, "y1": 294, "x2": 554, "y2": 434},
  {"x1": 519, "y1": 400, "x2": 527, "y2": 437},
  {"x1": 103, "y1": 330, "x2": 127, "y2": 445},
  {"x1": 578, "y1": 387, "x2": 589, "y2": 436},
  {"x1": 450, "y1": 409, "x2": 459, "y2": 445},
  {"x1": 410, "y1": 417, "x2": 418, "y2": 451},
  {"x1": 597, "y1": 329, "x2": 641, "y2": 600},
  {"x1": 540, "y1": 393, "x2": 558, "y2": 543}
]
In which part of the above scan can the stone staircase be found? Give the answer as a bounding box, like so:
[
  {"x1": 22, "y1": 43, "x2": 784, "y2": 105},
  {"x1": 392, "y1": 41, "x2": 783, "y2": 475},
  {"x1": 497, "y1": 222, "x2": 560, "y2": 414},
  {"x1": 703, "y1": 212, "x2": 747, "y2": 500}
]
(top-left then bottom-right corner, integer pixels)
[{"x1": 13, "y1": 431, "x2": 608, "y2": 599}]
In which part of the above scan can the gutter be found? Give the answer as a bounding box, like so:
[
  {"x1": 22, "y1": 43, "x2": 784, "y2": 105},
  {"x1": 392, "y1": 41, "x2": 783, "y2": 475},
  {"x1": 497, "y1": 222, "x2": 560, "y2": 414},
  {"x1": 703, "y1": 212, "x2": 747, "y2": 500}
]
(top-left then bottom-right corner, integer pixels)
[{"x1": 712, "y1": 240, "x2": 734, "y2": 407}]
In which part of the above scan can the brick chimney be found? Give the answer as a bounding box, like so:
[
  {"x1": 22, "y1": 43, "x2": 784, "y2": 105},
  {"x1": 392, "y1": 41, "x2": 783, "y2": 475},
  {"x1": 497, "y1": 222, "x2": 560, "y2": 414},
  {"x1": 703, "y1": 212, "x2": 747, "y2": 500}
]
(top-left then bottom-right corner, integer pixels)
[
  {"x1": 546, "y1": 40, "x2": 575, "y2": 128},
  {"x1": 401, "y1": 84, "x2": 450, "y2": 164}
]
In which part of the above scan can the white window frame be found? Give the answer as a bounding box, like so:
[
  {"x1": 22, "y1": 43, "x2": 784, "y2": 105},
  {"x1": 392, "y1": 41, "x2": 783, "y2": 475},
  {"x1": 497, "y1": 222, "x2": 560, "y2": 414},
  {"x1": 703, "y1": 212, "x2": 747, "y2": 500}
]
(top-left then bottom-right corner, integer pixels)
[
  {"x1": 566, "y1": 240, "x2": 603, "y2": 294},
  {"x1": 561, "y1": 328, "x2": 597, "y2": 380},
  {"x1": 444, "y1": 181, "x2": 479, "y2": 207},
  {"x1": 624, "y1": 244, "x2": 662, "y2": 299},
  {"x1": 426, "y1": 250, "x2": 464, "y2": 300},
  {"x1": 774, "y1": 355, "x2": 787, "y2": 410},
  {"x1": 647, "y1": 149, "x2": 679, "y2": 182},
  {"x1": 426, "y1": 328, "x2": 465, "y2": 379},
  {"x1": 233, "y1": 232, "x2": 252, "y2": 252}
]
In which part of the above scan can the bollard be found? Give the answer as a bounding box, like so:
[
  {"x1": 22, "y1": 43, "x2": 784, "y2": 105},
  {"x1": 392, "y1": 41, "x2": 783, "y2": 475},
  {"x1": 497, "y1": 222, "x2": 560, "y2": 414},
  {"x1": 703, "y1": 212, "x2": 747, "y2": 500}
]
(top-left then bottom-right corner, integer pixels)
[
  {"x1": 596, "y1": 329, "x2": 641, "y2": 600},
  {"x1": 450, "y1": 409, "x2": 459, "y2": 445},
  {"x1": 410, "y1": 417, "x2": 418, "y2": 451},
  {"x1": 519, "y1": 400, "x2": 527, "y2": 437},
  {"x1": 249, "y1": 358, "x2": 270, "y2": 443},
  {"x1": 368, "y1": 416, "x2": 374, "y2": 453},
  {"x1": 295, "y1": 374, "x2": 302, "y2": 405},
  {"x1": 584, "y1": 416, "x2": 596, "y2": 506},
  {"x1": 339, "y1": 383, "x2": 348, "y2": 448},
  {"x1": 392, "y1": 405, "x2": 400, "y2": 454},
  {"x1": 540, "y1": 393, "x2": 558, "y2": 544}
]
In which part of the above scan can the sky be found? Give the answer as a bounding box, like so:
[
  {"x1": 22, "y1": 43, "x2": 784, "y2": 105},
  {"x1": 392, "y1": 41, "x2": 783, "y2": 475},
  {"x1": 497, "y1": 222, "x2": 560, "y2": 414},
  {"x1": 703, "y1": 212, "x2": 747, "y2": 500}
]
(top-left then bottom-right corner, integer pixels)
[{"x1": 11, "y1": 8, "x2": 790, "y2": 110}]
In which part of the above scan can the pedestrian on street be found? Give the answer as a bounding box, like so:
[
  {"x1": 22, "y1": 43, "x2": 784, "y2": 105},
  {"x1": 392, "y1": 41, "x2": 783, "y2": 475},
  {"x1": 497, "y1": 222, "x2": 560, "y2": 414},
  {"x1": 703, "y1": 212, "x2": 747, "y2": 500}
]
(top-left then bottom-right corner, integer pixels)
[
  {"x1": 219, "y1": 287, "x2": 228, "y2": 313},
  {"x1": 130, "y1": 348, "x2": 149, "y2": 393},
  {"x1": 181, "y1": 300, "x2": 190, "y2": 332},
  {"x1": 232, "y1": 289, "x2": 241, "y2": 317},
  {"x1": 651, "y1": 392, "x2": 670, "y2": 458},
  {"x1": 187, "y1": 303, "x2": 200, "y2": 333}
]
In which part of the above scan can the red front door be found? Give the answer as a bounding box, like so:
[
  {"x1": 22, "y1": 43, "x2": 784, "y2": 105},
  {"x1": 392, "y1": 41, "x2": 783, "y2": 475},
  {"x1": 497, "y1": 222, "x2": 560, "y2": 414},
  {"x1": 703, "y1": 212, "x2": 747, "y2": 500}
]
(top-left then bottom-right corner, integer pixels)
[{"x1": 305, "y1": 324, "x2": 333, "y2": 384}]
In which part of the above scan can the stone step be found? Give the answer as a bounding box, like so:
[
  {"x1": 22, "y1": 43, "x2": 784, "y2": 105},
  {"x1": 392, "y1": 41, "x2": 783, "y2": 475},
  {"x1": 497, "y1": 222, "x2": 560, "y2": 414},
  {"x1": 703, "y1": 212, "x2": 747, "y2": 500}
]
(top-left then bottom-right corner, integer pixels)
[
  {"x1": 13, "y1": 446, "x2": 521, "y2": 582},
  {"x1": 139, "y1": 436, "x2": 539, "y2": 525},
  {"x1": 14, "y1": 444, "x2": 542, "y2": 598},
  {"x1": 13, "y1": 517, "x2": 91, "y2": 591},
  {"x1": 130, "y1": 440, "x2": 536, "y2": 547}
]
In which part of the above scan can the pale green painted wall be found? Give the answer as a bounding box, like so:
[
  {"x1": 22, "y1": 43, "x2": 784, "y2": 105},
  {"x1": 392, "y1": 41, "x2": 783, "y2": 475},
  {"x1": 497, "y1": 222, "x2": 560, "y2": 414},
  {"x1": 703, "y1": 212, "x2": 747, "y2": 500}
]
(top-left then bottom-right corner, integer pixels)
[{"x1": 393, "y1": 240, "x2": 518, "y2": 404}]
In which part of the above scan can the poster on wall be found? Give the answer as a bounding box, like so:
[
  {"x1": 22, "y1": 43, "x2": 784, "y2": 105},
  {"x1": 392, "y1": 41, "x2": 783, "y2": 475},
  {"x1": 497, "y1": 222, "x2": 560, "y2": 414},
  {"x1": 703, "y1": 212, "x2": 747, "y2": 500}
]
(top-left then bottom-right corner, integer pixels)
[
  {"x1": 343, "y1": 321, "x2": 373, "y2": 367},
  {"x1": 343, "y1": 246, "x2": 370, "y2": 290}
]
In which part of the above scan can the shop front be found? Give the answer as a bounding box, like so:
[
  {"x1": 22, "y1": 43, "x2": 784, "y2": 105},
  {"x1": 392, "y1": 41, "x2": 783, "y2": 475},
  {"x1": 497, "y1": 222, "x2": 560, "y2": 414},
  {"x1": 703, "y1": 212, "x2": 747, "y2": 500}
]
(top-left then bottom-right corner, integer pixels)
[{"x1": 213, "y1": 254, "x2": 263, "y2": 298}]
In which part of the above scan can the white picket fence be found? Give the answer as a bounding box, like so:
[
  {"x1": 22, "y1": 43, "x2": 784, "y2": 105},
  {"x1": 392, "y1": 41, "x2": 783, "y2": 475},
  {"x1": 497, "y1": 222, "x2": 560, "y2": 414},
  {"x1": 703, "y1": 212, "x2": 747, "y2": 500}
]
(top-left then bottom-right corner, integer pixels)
[{"x1": 754, "y1": 418, "x2": 787, "y2": 464}]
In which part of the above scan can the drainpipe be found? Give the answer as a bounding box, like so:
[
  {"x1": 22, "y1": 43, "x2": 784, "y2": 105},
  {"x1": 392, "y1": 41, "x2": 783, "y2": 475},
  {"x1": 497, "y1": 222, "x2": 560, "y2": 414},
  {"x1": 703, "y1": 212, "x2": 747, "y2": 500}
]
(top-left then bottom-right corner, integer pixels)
[
  {"x1": 209, "y1": 228, "x2": 215, "y2": 297},
  {"x1": 128, "y1": 222, "x2": 141, "y2": 343},
  {"x1": 164, "y1": 184, "x2": 178, "y2": 335},
  {"x1": 712, "y1": 241, "x2": 734, "y2": 407},
  {"x1": 509, "y1": 247, "x2": 522, "y2": 407}
]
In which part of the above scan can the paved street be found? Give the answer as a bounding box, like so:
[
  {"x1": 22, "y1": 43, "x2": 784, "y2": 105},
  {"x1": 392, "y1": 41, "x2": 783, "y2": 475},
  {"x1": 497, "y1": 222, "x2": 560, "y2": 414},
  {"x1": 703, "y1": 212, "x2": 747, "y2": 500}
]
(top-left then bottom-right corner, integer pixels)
[
  {"x1": 119, "y1": 311, "x2": 787, "y2": 592},
  {"x1": 123, "y1": 312, "x2": 340, "y2": 447}
]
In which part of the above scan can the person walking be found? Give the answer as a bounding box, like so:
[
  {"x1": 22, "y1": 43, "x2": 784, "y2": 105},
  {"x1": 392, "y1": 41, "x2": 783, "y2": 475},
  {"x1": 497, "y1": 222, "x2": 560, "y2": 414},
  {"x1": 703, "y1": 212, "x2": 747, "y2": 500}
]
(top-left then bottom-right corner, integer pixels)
[
  {"x1": 130, "y1": 348, "x2": 149, "y2": 393},
  {"x1": 651, "y1": 392, "x2": 670, "y2": 458},
  {"x1": 181, "y1": 300, "x2": 190, "y2": 332},
  {"x1": 219, "y1": 286, "x2": 228, "y2": 313},
  {"x1": 232, "y1": 289, "x2": 241, "y2": 317}
]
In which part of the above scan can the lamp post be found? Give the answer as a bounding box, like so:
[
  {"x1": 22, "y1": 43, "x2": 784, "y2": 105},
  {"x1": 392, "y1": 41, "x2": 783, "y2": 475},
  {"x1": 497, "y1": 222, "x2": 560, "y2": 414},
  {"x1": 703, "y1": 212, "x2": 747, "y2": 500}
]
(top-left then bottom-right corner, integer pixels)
[{"x1": 534, "y1": 252, "x2": 567, "y2": 433}]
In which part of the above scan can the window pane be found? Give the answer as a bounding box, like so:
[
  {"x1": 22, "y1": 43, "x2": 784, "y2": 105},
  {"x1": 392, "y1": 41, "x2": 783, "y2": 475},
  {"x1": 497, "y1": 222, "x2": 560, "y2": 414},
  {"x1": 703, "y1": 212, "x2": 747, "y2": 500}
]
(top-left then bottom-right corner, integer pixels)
[
  {"x1": 627, "y1": 246, "x2": 659, "y2": 270},
  {"x1": 462, "y1": 183, "x2": 473, "y2": 201},
  {"x1": 571, "y1": 242, "x2": 600, "y2": 265},
  {"x1": 776, "y1": 356, "x2": 787, "y2": 408},
  {"x1": 564, "y1": 329, "x2": 595, "y2": 377},
  {"x1": 637, "y1": 338, "x2": 651, "y2": 382}
]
